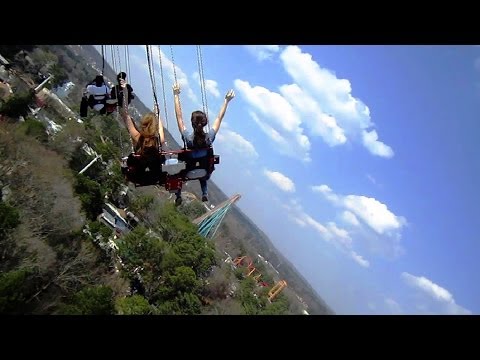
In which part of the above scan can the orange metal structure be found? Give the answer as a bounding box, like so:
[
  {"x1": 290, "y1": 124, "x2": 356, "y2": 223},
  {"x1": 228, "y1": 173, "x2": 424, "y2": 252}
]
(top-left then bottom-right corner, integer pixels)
[{"x1": 268, "y1": 280, "x2": 287, "y2": 302}]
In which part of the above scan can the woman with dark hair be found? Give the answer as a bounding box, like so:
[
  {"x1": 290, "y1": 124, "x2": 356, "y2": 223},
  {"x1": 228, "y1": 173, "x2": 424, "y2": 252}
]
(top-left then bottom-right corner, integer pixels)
[{"x1": 173, "y1": 83, "x2": 235, "y2": 205}]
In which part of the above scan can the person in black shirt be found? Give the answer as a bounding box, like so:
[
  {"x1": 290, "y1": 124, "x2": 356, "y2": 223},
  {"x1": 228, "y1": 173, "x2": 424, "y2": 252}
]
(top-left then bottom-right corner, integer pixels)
[{"x1": 110, "y1": 71, "x2": 134, "y2": 108}]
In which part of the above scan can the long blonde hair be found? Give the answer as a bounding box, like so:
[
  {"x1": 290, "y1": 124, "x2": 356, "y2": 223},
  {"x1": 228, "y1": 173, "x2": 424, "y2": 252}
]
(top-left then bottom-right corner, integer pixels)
[{"x1": 137, "y1": 112, "x2": 159, "y2": 153}]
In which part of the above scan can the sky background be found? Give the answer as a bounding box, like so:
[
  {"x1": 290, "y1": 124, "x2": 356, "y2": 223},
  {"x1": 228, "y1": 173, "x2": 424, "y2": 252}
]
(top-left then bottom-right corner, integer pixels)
[{"x1": 94, "y1": 45, "x2": 480, "y2": 315}]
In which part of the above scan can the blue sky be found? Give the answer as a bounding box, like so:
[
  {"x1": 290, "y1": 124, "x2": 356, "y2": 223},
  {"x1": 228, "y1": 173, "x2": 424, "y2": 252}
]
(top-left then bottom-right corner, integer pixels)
[{"x1": 94, "y1": 45, "x2": 480, "y2": 315}]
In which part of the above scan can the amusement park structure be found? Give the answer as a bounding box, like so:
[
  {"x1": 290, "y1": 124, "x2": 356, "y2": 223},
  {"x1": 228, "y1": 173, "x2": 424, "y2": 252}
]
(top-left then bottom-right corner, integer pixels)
[
  {"x1": 192, "y1": 193, "x2": 288, "y2": 302},
  {"x1": 268, "y1": 280, "x2": 287, "y2": 302},
  {"x1": 193, "y1": 194, "x2": 241, "y2": 239},
  {"x1": 232, "y1": 255, "x2": 287, "y2": 302}
]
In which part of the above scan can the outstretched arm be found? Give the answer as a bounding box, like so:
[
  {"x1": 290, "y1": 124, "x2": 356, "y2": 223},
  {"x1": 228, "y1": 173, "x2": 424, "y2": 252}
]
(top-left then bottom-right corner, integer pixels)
[
  {"x1": 119, "y1": 108, "x2": 140, "y2": 144},
  {"x1": 154, "y1": 104, "x2": 166, "y2": 146},
  {"x1": 173, "y1": 83, "x2": 186, "y2": 134},
  {"x1": 211, "y1": 89, "x2": 235, "y2": 134},
  {"x1": 119, "y1": 80, "x2": 140, "y2": 144}
]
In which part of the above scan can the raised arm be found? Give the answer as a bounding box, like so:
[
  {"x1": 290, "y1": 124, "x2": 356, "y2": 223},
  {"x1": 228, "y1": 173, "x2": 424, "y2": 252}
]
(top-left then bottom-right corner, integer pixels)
[
  {"x1": 154, "y1": 103, "x2": 166, "y2": 146},
  {"x1": 173, "y1": 83, "x2": 186, "y2": 134},
  {"x1": 211, "y1": 89, "x2": 235, "y2": 134},
  {"x1": 119, "y1": 80, "x2": 140, "y2": 144}
]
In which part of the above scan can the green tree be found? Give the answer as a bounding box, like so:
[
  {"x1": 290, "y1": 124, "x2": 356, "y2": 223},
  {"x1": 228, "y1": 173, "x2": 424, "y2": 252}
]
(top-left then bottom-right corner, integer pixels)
[
  {"x1": 128, "y1": 195, "x2": 154, "y2": 217},
  {"x1": 59, "y1": 285, "x2": 114, "y2": 315},
  {"x1": 96, "y1": 140, "x2": 120, "y2": 163},
  {"x1": 117, "y1": 226, "x2": 165, "y2": 298},
  {"x1": 0, "y1": 268, "x2": 38, "y2": 314},
  {"x1": 0, "y1": 202, "x2": 20, "y2": 242},
  {"x1": 49, "y1": 119, "x2": 86, "y2": 160},
  {"x1": 175, "y1": 292, "x2": 202, "y2": 315},
  {"x1": 260, "y1": 294, "x2": 289, "y2": 315},
  {"x1": 100, "y1": 162, "x2": 124, "y2": 197},
  {"x1": 74, "y1": 174, "x2": 104, "y2": 221},
  {"x1": 156, "y1": 203, "x2": 199, "y2": 243},
  {"x1": 178, "y1": 200, "x2": 207, "y2": 220},
  {"x1": 97, "y1": 114, "x2": 128, "y2": 152},
  {"x1": 49, "y1": 64, "x2": 69, "y2": 89},
  {"x1": 87, "y1": 220, "x2": 112, "y2": 240},
  {"x1": 116, "y1": 295, "x2": 152, "y2": 315},
  {"x1": 155, "y1": 300, "x2": 179, "y2": 315},
  {"x1": 238, "y1": 277, "x2": 261, "y2": 315},
  {"x1": 17, "y1": 118, "x2": 48, "y2": 143},
  {"x1": 117, "y1": 227, "x2": 165, "y2": 273},
  {"x1": 0, "y1": 91, "x2": 35, "y2": 119},
  {"x1": 234, "y1": 267, "x2": 244, "y2": 280},
  {"x1": 29, "y1": 48, "x2": 57, "y2": 67},
  {"x1": 154, "y1": 293, "x2": 202, "y2": 315},
  {"x1": 166, "y1": 266, "x2": 200, "y2": 294},
  {"x1": 161, "y1": 249, "x2": 183, "y2": 273}
]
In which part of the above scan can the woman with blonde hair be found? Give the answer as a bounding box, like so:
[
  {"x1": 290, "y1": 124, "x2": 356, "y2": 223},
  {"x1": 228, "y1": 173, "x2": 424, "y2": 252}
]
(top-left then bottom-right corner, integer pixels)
[{"x1": 119, "y1": 79, "x2": 166, "y2": 185}]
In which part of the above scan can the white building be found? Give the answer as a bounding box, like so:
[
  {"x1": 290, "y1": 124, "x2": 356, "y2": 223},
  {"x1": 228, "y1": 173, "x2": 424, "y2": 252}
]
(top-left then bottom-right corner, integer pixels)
[
  {"x1": 99, "y1": 202, "x2": 130, "y2": 234},
  {"x1": 54, "y1": 81, "x2": 75, "y2": 98}
]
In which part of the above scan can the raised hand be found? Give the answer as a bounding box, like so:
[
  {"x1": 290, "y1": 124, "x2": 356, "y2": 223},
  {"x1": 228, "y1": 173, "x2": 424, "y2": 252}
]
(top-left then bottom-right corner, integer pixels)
[
  {"x1": 173, "y1": 83, "x2": 181, "y2": 95},
  {"x1": 225, "y1": 89, "x2": 235, "y2": 102}
]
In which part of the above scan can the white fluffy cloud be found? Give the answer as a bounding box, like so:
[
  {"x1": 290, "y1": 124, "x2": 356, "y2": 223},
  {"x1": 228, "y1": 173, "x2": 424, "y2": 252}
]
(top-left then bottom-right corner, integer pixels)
[
  {"x1": 245, "y1": 45, "x2": 281, "y2": 61},
  {"x1": 279, "y1": 83, "x2": 347, "y2": 146},
  {"x1": 216, "y1": 129, "x2": 258, "y2": 159},
  {"x1": 192, "y1": 71, "x2": 220, "y2": 98},
  {"x1": 312, "y1": 185, "x2": 405, "y2": 235},
  {"x1": 350, "y1": 251, "x2": 370, "y2": 268},
  {"x1": 249, "y1": 111, "x2": 290, "y2": 149},
  {"x1": 282, "y1": 199, "x2": 369, "y2": 268},
  {"x1": 402, "y1": 272, "x2": 472, "y2": 315},
  {"x1": 312, "y1": 184, "x2": 406, "y2": 258},
  {"x1": 303, "y1": 213, "x2": 329, "y2": 235},
  {"x1": 279, "y1": 45, "x2": 393, "y2": 158},
  {"x1": 362, "y1": 129, "x2": 394, "y2": 158},
  {"x1": 236, "y1": 46, "x2": 392, "y2": 160},
  {"x1": 264, "y1": 169, "x2": 296, "y2": 193},
  {"x1": 313, "y1": 184, "x2": 339, "y2": 203},
  {"x1": 402, "y1": 272, "x2": 453, "y2": 302},
  {"x1": 342, "y1": 210, "x2": 360, "y2": 227},
  {"x1": 327, "y1": 222, "x2": 352, "y2": 248},
  {"x1": 235, "y1": 80, "x2": 311, "y2": 161},
  {"x1": 342, "y1": 195, "x2": 404, "y2": 235}
]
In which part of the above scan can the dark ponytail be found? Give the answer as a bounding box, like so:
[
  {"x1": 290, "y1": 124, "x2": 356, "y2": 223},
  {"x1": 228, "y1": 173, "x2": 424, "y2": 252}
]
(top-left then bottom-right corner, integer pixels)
[{"x1": 191, "y1": 110, "x2": 208, "y2": 148}]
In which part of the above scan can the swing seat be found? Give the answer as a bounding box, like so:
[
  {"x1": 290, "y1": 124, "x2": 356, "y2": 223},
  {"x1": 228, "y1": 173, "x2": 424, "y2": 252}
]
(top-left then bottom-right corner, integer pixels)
[
  {"x1": 186, "y1": 168, "x2": 208, "y2": 180},
  {"x1": 161, "y1": 158, "x2": 186, "y2": 175},
  {"x1": 175, "y1": 146, "x2": 219, "y2": 177},
  {"x1": 121, "y1": 152, "x2": 166, "y2": 187}
]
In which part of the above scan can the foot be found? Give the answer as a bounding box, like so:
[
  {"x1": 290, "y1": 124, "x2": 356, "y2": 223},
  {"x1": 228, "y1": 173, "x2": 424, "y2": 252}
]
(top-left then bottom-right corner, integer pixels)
[
  {"x1": 202, "y1": 195, "x2": 208, "y2": 202},
  {"x1": 175, "y1": 196, "x2": 182, "y2": 206}
]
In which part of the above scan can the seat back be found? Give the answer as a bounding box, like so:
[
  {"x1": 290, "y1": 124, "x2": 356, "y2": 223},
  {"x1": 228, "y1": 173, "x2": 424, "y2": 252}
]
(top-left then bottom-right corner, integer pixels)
[
  {"x1": 177, "y1": 147, "x2": 219, "y2": 178},
  {"x1": 122, "y1": 152, "x2": 166, "y2": 187}
]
